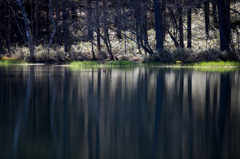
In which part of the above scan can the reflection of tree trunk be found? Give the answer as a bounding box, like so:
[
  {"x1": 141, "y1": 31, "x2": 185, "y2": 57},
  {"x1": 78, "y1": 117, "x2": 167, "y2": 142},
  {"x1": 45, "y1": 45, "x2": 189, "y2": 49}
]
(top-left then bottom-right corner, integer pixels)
[
  {"x1": 188, "y1": 72, "x2": 193, "y2": 159},
  {"x1": 218, "y1": 73, "x2": 231, "y2": 155},
  {"x1": 205, "y1": 74, "x2": 210, "y2": 156},
  {"x1": 50, "y1": 69, "x2": 57, "y2": 156},
  {"x1": 62, "y1": 68, "x2": 70, "y2": 159},
  {"x1": 179, "y1": 73, "x2": 183, "y2": 159},
  {"x1": 96, "y1": 70, "x2": 101, "y2": 159},
  {"x1": 211, "y1": 83, "x2": 219, "y2": 159},
  {"x1": 13, "y1": 66, "x2": 33, "y2": 157},
  {"x1": 88, "y1": 69, "x2": 94, "y2": 159},
  {"x1": 151, "y1": 72, "x2": 163, "y2": 159}
]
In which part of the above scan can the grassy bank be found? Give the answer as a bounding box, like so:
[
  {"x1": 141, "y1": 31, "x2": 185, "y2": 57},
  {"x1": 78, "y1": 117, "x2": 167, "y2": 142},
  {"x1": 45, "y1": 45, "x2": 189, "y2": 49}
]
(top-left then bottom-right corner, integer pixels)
[
  {"x1": 0, "y1": 58, "x2": 27, "y2": 66},
  {"x1": 70, "y1": 60, "x2": 138, "y2": 67},
  {"x1": 70, "y1": 60, "x2": 240, "y2": 68}
]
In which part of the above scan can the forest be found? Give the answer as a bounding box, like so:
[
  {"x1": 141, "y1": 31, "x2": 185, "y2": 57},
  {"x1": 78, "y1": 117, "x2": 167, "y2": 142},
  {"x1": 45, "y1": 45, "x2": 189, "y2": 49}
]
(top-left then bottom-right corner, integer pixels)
[{"x1": 0, "y1": 0, "x2": 239, "y2": 62}]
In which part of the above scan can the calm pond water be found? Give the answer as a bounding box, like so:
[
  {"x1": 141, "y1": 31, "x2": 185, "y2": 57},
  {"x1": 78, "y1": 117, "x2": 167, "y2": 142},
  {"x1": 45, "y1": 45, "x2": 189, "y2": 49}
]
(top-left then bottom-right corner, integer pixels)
[{"x1": 0, "y1": 65, "x2": 240, "y2": 159}]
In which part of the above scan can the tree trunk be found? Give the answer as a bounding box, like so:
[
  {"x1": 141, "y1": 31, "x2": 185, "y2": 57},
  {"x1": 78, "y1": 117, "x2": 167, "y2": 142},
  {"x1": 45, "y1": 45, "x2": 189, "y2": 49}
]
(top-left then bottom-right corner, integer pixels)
[
  {"x1": 62, "y1": 0, "x2": 69, "y2": 52},
  {"x1": 154, "y1": 0, "x2": 163, "y2": 50},
  {"x1": 115, "y1": 0, "x2": 122, "y2": 39},
  {"x1": 178, "y1": 1, "x2": 184, "y2": 48},
  {"x1": 14, "y1": 3, "x2": 25, "y2": 45},
  {"x1": 47, "y1": 0, "x2": 56, "y2": 55},
  {"x1": 17, "y1": 0, "x2": 35, "y2": 61},
  {"x1": 8, "y1": 0, "x2": 11, "y2": 54},
  {"x1": 13, "y1": 3, "x2": 21, "y2": 46},
  {"x1": 204, "y1": 2, "x2": 210, "y2": 38},
  {"x1": 0, "y1": 4, "x2": 2, "y2": 53},
  {"x1": 217, "y1": 0, "x2": 230, "y2": 51},
  {"x1": 71, "y1": 0, "x2": 77, "y2": 29},
  {"x1": 212, "y1": 1, "x2": 218, "y2": 23},
  {"x1": 56, "y1": 0, "x2": 62, "y2": 45},
  {"x1": 35, "y1": 0, "x2": 39, "y2": 45},
  {"x1": 87, "y1": 0, "x2": 93, "y2": 41},
  {"x1": 95, "y1": 0, "x2": 101, "y2": 53},
  {"x1": 135, "y1": 0, "x2": 141, "y2": 53},
  {"x1": 162, "y1": 0, "x2": 166, "y2": 40},
  {"x1": 47, "y1": 5, "x2": 50, "y2": 41},
  {"x1": 103, "y1": 0, "x2": 113, "y2": 59},
  {"x1": 5, "y1": 0, "x2": 10, "y2": 53},
  {"x1": 187, "y1": 0, "x2": 192, "y2": 48},
  {"x1": 225, "y1": 0, "x2": 231, "y2": 45},
  {"x1": 143, "y1": 0, "x2": 148, "y2": 54},
  {"x1": 30, "y1": 0, "x2": 33, "y2": 36}
]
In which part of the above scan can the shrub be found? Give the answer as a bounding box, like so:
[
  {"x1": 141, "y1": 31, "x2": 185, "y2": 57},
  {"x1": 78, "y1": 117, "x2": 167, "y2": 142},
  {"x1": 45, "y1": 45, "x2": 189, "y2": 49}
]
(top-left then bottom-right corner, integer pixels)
[{"x1": 144, "y1": 49, "x2": 172, "y2": 62}]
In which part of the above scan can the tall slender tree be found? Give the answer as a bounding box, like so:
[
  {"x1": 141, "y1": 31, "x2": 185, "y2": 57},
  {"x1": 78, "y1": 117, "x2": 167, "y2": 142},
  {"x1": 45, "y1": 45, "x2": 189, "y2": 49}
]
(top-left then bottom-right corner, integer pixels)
[
  {"x1": 187, "y1": 0, "x2": 192, "y2": 48},
  {"x1": 178, "y1": 1, "x2": 184, "y2": 48},
  {"x1": 35, "y1": 0, "x2": 39, "y2": 45},
  {"x1": 204, "y1": 1, "x2": 210, "y2": 39},
  {"x1": 142, "y1": 0, "x2": 148, "y2": 54},
  {"x1": 46, "y1": 3, "x2": 50, "y2": 41},
  {"x1": 0, "y1": 3, "x2": 2, "y2": 53},
  {"x1": 47, "y1": 0, "x2": 56, "y2": 55},
  {"x1": 56, "y1": 0, "x2": 62, "y2": 45},
  {"x1": 103, "y1": 0, "x2": 113, "y2": 59},
  {"x1": 135, "y1": 0, "x2": 141, "y2": 53},
  {"x1": 115, "y1": 0, "x2": 122, "y2": 39},
  {"x1": 95, "y1": 0, "x2": 101, "y2": 53},
  {"x1": 162, "y1": 0, "x2": 166, "y2": 40},
  {"x1": 62, "y1": 0, "x2": 69, "y2": 52},
  {"x1": 16, "y1": 0, "x2": 35, "y2": 61},
  {"x1": 8, "y1": 0, "x2": 11, "y2": 52},
  {"x1": 154, "y1": 0, "x2": 163, "y2": 50},
  {"x1": 217, "y1": 0, "x2": 230, "y2": 51},
  {"x1": 71, "y1": 0, "x2": 77, "y2": 29},
  {"x1": 212, "y1": 1, "x2": 218, "y2": 23},
  {"x1": 5, "y1": 0, "x2": 10, "y2": 53},
  {"x1": 87, "y1": 0, "x2": 93, "y2": 40}
]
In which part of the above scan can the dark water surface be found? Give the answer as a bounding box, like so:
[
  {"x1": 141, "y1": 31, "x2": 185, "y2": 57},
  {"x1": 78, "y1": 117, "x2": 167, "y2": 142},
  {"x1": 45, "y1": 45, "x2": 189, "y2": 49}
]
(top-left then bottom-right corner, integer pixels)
[{"x1": 0, "y1": 65, "x2": 240, "y2": 159}]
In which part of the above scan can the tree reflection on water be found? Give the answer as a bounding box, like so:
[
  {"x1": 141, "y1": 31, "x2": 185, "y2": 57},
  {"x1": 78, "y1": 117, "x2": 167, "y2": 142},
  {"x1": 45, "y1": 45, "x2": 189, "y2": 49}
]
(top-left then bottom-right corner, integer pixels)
[{"x1": 0, "y1": 66, "x2": 240, "y2": 159}]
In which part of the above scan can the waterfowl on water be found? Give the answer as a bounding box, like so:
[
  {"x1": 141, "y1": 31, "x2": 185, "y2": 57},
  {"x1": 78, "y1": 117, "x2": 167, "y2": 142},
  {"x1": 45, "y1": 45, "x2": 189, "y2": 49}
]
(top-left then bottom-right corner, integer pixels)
[{"x1": 101, "y1": 69, "x2": 106, "y2": 73}]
